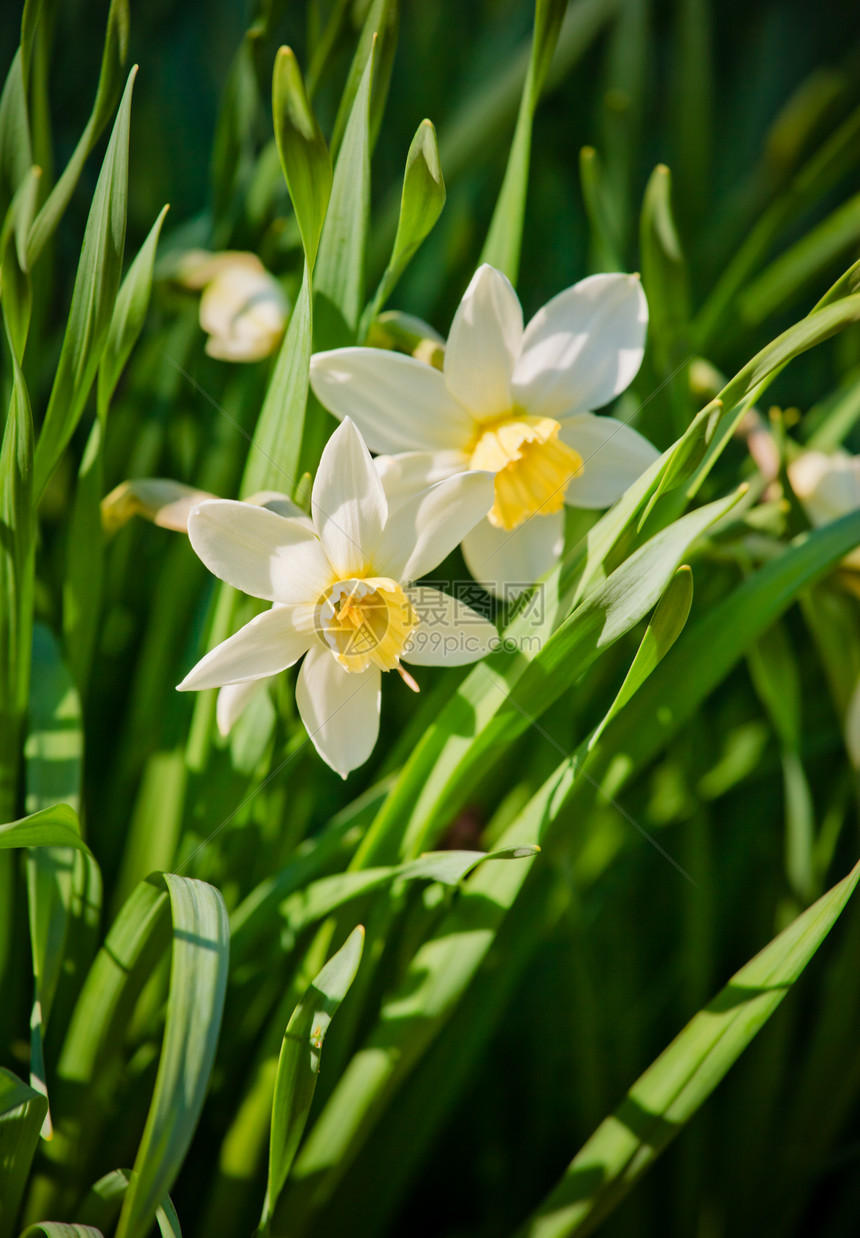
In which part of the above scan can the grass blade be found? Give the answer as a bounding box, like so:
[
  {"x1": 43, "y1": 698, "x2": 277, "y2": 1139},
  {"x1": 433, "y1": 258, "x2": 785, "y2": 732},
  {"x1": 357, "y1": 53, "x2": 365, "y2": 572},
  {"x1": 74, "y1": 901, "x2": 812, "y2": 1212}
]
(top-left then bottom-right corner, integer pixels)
[
  {"x1": 33, "y1": 67, "x2": 135, "y2": 499},
  {"x1": 0, "y1": 1068, "x2": 47, "y2": 1238},
  {"x1": 262, "y1": 925, "x2": 365, "y2": 1230},
  {"x1": 517, "y1": 858, "x2": 860, "y2": 1238},
  {"x1": 114, "y1": 875, "x2": 229, "y2": 1238}
]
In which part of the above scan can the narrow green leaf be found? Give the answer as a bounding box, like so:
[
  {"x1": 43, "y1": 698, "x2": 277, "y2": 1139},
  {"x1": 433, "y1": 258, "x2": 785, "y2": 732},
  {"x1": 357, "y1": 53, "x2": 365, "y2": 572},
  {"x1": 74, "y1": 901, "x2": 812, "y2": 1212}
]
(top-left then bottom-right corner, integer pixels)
[
  {"x1": 639, "y1": 164, "x2": 690, "y2": 428},
  {"x1": 97, "y1": 203, "x2": 169, "y2": 417},
  {"x1": 115, "y1": 875, "x2": 229, "y2": 1238},
  {"x1": 33, "y1": 67, "x2": 135, "y2": 499},
  {"x1": 210, "y1": 35, "x2": 259, "y2": 231},
  {"x1": 517, "y1": 858, "x2": 860, "y2": 1238},
  {"x1": 80, "y1": 1169, "x2": 182, "y2": 1238},
  {"x1": 26, "y1": 0, "x2": 130, "y2": 267},
  {"x1": 579, "y1": 146, "x2": 623, "y2": 273},
  {"x1": 239, "y1": 264, "x2": 312, "y2": 497},
  {"x1": 20, "y1": 0, "x2": 45, "y2": 88},
  {"x1": 0, "y1": 1068, "x2": 47, "y2": 1238},
  {"x1": 0, "y1": 348, "x2": 34, "y2": 822},
  {"x1": 362, "y1": 119, "x2": 445, "y2": 331},
  {"x1": 0, "y1": 50, "x2": 33, "y2": 228},
  {"x1": 262, "y1": 926, "x2": 365, "y2": 1229},
  {"x1": 25, "y1": 625, "x2": 93, "y2": 1136},
  {"x1": 314, "y1": 40, "x2": 374, "y2": 349},
  {"x1": 1, "y1": 165, "x2": 41, "y2": 363},
  {"x1": 592, "y1": 564, "x2": 693, "y2": 738},
  {"x1": 66, "y1": 205, "x2": 167, "y2": 694},
  {"x1": 278, "y1": 845, "x2": 540, "y2": 941},
  {"x1": 480, "y1": 0, "x2": 567, "y2": 282},
  {"x1": 329, "y1": 0, "x2": 397, "y2": 158},
  {"x1": 272, "y1": 47, "x2": 331, "y2": 270},
  {"x1": 0, "y1": 804, "x2": 90, "y2": 855},
  {"x1": 19, "y1": 1227, "x2": 103, "y2": 1238}
]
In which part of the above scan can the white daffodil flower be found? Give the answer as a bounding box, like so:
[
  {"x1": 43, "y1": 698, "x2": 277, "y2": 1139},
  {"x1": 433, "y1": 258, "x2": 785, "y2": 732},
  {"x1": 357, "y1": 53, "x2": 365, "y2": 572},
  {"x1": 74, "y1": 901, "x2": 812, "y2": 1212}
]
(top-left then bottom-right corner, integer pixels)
[
  {"x1": 177, "y1": 419, "x2": 497, "y2": 777},
  {"x1": 788, "y1": 449, "x2": 860, "y2": 569},
  {"x1": 310, "y1": 263, "x2": 658, "y2": 596},
  {"x1": 178, "y1": 250, "x2": 289, "y2": 362}
]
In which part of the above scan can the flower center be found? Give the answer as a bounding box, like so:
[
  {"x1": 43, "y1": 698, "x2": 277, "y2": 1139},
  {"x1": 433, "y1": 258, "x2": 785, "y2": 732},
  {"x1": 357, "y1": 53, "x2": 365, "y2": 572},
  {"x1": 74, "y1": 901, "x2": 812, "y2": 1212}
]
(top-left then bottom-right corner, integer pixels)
[
  {"x1": 318, "y1": 577, "x2": 420, "y2": 673},
  {"x1": 469, "y1": 414, "x2": 583, "y2": 531}
]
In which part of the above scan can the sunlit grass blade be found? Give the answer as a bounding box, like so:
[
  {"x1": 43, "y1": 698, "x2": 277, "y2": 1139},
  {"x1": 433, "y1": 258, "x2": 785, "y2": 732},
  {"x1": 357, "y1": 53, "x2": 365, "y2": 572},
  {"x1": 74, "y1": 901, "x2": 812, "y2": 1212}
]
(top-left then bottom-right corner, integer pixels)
[
  {"x1": 26, "y1": 0, "x2": 129, "y2": 267},
  {"x1": 314, "y1": 40, "x2": 374, "y2": 350},
  {"x1": 329, "y1": 0, "x2": 397, "y2": 158},
  {"x1": 0, "y1": 345, "x2": 34, "y2": 822},
  {"x1": 273, "y1": 47, "x2": 331, "y2": 270},
  {"x1": 114, "y1": 875, "x2": 229, "y2": 1238},
  {"x1": 33, "y1": 67, "x2": 135, "y2": 499},
  {"x1": 639, "y1": 163, "x2": 691, "y2": 433},
  {"x1": 516, "y1": 857, "x2": 860, "y2": 1238},
  {"x1": 19, "y1": 1226, "x2": 103, "y2": 1237},
  {"x1": 261, "y1": 925, "x2": 364, "y2": 1231},
  {"x1": 24, "y1": 624, "x2": 88, "y2": 1135},
  {"x1": 361, "y1": 119, "x2": 445, "y2": 332},
  {"x1": 278, "y1": 845, "x2": 539, "y2": 943},
  {"x1": 480, "y1": 0, "x2": 566, "y2": 282},
  {"x1": 591, "y1": 563, "x2": 693, "y2": 739},
  {"x1": 579, "y1": 146, "x2": 623, "y2": 273},
  {"x1": 0, "y1": 1068, "x2": 47, "y2": 1238},
  {"x1": 80, "y1": 1170, "x2": 181, "y2": 1238},
  {"x1": 0, "y1": 50, "x2": 32, "y2": 229}
]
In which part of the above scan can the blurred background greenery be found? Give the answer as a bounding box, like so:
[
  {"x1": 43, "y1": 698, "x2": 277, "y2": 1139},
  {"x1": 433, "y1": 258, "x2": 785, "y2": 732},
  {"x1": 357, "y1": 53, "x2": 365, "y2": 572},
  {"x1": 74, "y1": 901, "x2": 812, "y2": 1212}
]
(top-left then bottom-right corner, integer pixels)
[{"x1": 4, "y1": 1, "x2": 860, "y2": 1235}]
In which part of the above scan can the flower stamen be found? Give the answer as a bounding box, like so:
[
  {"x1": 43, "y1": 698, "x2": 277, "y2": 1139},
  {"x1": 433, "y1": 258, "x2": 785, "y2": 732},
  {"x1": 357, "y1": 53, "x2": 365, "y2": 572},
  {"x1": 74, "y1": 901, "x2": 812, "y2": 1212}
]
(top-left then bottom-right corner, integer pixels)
[
  {"x1": 318, "y1": 577, "x2": 420, "y2": 673},
  {"x1": 469, "y1": 414, "x2": 583, "y2": 530}
]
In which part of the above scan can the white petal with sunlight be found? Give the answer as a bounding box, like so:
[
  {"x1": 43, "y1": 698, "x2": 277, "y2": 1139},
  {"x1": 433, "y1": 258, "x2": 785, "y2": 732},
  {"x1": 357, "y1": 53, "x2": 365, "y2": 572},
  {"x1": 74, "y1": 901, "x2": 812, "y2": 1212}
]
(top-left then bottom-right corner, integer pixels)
[
  {"x1": 560, "y1": 413, "x2": 659, "y2": 509},
  {"x1": 295, "y1": 644, "x2": 381, "y2": 777},
  {"x1": 311, "y1": 418, "x2": 387, "y2": 577},
  {"x1": 310, "y1": 348, "x2": 475, "y2": 453},
  {"x1": 188, "y1": 500, "x2": 333, "y2": 603},
  {"x1": 512, "y1": 273, "x2": 647, "y2": 418},
  {"x1": 403, "y1": 586, "x2": 498, "y2": 666},
  {"x1": 444, "y1": 264, "x2": 523, "y2": 419},
  {"x1": 177, "y1": 604, "x2": 316, "y2": 691},
  {"x1": 462, "y1": 510, "x2": 564, "y2": 598}
]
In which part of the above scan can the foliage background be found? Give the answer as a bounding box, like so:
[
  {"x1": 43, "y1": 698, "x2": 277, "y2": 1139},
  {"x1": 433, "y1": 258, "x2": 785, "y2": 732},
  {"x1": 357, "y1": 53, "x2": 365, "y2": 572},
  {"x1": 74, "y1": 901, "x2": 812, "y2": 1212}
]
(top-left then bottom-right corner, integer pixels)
[{"x1": 3, "y1": 0, "x2": 860, "y2": 1236}]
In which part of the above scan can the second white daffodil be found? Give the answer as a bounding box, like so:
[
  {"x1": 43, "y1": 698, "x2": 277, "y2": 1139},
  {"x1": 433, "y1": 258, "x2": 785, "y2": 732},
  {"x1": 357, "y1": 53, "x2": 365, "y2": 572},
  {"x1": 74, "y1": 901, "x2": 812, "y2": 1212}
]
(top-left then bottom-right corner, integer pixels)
[
  {"x1": 310, "y1": 264, "x2": 659, "y2": 595},
  {"x1": 177, "y1": 419, "x2": 497, "y2": 777}
]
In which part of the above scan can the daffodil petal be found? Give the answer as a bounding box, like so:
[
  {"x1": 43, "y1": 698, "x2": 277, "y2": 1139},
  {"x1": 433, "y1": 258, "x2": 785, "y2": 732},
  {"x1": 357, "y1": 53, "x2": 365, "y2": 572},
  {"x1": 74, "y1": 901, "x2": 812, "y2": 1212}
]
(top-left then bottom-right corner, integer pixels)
[
  {"x1": 216, "y1": 677, "x2": 272, "y2": 736},
  {"x1": 312, "y1": 418, "x2": 388, "y2": 577},
  {"x1": 188, "y1": 499, "x2": 332, "y2": 603},
  {"x1": 374, "y1": 470, "x2": 495, "y2": 583},
  {"x1": 373, "y1": 450, "x2": 468, "y2": 503},
  {"x1": 512, "y1": 273, "x2": 647, "y2": 418},
  {"x1": 402, "y1": 586, "x2": 498, "y2": 666},
  {"x1": 177, "y1": 604, "x2": 316, "y2": 692},
  {"x1": 444, "y1": 264, "x2": 523, "y2": 419},
  {"x1": 310, "y1": 347, "x2": 475, "y2": 453},
  {"x1": 461, "y1": 511, "x2": 564, "y2": 598},
  {"x1": 559, "y1": 413, "x2": 659, "y2": 509},
  {"x1": 295, "y1": 644, "x2": 381, "y2": 778}
]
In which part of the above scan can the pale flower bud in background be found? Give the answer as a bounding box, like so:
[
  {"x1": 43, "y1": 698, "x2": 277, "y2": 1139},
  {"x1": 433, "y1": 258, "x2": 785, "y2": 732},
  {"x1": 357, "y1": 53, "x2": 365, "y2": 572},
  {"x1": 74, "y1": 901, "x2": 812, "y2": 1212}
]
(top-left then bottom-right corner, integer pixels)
[
  {"x1": 176, "y1": 250, "x2": 289, "y2": 362},
  {"x1": 787, "y1": 449, "x2": 860, "y2": 570}
]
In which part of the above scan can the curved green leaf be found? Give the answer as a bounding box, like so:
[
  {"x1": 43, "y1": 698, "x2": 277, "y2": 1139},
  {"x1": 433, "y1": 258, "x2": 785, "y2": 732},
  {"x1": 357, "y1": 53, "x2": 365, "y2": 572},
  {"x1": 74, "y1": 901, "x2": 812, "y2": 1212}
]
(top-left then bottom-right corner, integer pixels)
[
  {"x1": 263, "y1": 926, "x2": 365, "y2": 1230},
  {"x1": 0, "y1": 1068, "x2": 47, "y2": 1238},
  {"x1": 33, "y1": 66, "x2": 135, "y2": 498},
  {"x1": 115, "y1": 875, "x2": 229, "y2": 1238},
  {"x1": 517, "y1": 857, "x2": 860, "y2": 1238}
]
